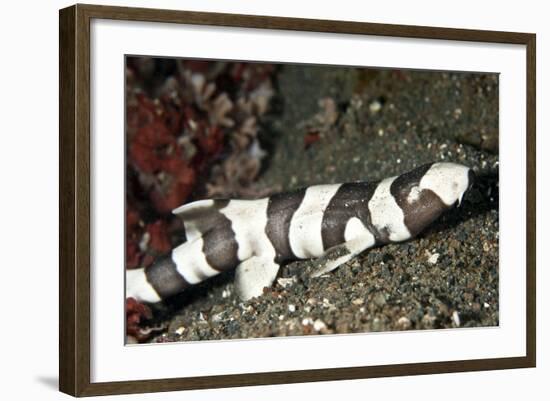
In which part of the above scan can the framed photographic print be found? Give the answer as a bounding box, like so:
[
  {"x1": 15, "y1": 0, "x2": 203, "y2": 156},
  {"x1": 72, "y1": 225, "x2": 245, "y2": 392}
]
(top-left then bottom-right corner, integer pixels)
[{"x1": 59, "y1": 3, "x2": 536, "y2": 397}]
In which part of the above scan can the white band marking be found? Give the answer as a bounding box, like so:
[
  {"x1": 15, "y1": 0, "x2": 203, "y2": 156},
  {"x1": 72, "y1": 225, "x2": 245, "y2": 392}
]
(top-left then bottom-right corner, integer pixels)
[
  {"x1": 126, "y1": 267, "x2": 162, "y2": 303},
  {"x1": 289, "y1": 184, "x2": 342, "y2": 258},
  {"x1": 172, "y1": 238, "x2": 219, "y2": 285},
  {"x1": 368, "y1": 177, "x2": 411, "y2": 242}
]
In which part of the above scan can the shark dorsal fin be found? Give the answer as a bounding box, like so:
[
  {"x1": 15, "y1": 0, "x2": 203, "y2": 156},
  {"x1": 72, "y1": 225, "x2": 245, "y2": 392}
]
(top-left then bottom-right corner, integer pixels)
[{"x1": 172, "y1": 199, "x2": 229, "y2": 241}]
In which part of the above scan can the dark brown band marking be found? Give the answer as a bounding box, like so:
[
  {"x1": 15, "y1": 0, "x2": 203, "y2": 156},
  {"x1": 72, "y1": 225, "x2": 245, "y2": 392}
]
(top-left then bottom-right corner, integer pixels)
[
  {"x1": 321, "y1": 182, "x2": 381, "y2": 249},
  {"x1": 389, "y1": 163, "x2": 448, "y2": 236},
  {"x1": 265, "y1": 188, "x2": 307, "y2": 263},
  {"x1": 145, "y1": 254, "x2": 190, "y2": 299},
  {"x1": 201, "y1": 203, "x2": 240, "y2": 271},
  {"x1": 403, "y1": 188, "x2": 448, "y2": 236}
]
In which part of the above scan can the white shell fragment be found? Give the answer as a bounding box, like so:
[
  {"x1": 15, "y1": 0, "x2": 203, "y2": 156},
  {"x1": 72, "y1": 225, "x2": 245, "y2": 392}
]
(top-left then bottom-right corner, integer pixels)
[{"x1": 428, "y1": 252, "x2": 440, "y2": 265}]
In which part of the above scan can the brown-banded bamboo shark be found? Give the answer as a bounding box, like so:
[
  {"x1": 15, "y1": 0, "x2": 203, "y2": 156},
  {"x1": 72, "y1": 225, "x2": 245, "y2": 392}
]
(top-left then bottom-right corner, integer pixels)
[{"x1": 127, "y1": 162, "x2": 474, "y2": 303}]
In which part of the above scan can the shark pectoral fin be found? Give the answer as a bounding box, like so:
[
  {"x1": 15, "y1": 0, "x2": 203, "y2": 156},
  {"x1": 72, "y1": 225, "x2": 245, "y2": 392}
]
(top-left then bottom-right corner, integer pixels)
[
  {"x1": 310, "y1": 237, "x2": 373, "y2": 278},
  {"x1": 235, "y1": 256, "x2": 281, "y2": 301}
]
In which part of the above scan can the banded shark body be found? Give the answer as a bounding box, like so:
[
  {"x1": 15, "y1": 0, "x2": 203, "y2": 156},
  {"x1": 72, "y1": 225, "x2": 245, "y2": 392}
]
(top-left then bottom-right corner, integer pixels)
[{"x1": 127, "y1": 162, "x2": 474, "y2": 303}]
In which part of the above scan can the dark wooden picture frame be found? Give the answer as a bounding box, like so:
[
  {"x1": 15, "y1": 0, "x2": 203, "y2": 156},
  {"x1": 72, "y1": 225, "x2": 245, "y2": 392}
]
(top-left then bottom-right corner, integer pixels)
[{"x1": 59, "y1": 3, "x2": 536, "y2": 397}]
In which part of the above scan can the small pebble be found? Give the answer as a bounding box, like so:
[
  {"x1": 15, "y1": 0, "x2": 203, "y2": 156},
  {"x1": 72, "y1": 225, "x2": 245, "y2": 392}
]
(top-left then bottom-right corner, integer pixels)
[
  {"x1": 452, "y1": 311, "x2": 461, "y2": 327},
  {"x1": 372, "y1": 317, "x2": 382, "y2": 331},
  {"x1": 428, "y1": 252, "x2": 440, "y2": 265},
  {"x1": 369, "y1": 100, "x2": 382, "y2": 113},
  {"x1": 374, "y1": 293, "x2": 386, "y2": 307},
  {"x1": 288, "y1": 304, "x2": 296, "y2": 313},
  {"x1": 397, "y1": 316, "x2": 412, "y2": 330},
  {"x1": 351, "y1": 298, "x2": 364, "y2": 306},
  {"x1": 322, "y1": 298, "x2": 333, "y2": 308},
  {"x1": 277, "y1": 277, "x2": 297, "y2": 288},
  {"x1": 211, "y1": 313, "x2": 224, "y2": 323},
  {"x1": 313, "y1": 319, "x2": 327, "y2": 332}
]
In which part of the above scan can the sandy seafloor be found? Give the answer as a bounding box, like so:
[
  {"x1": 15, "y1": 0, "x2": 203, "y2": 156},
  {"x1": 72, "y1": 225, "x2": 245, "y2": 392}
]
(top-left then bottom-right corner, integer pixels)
[{"x1": 147, "y1": 66, "x2": 499, "y2": 343}]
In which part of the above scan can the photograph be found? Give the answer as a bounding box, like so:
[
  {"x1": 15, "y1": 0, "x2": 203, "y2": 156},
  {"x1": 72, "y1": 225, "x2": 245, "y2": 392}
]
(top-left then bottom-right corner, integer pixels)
[{"x1": 124, "y1": 56, "x2": 499, "y2": 344}]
